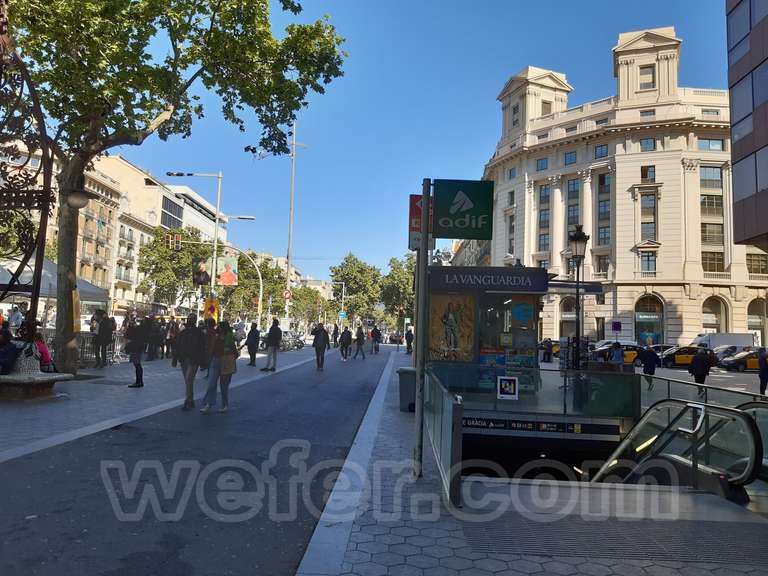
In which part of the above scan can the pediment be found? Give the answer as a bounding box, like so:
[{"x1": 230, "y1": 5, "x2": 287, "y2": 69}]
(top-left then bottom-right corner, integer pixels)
[
  {"x1": 633, "y1": 239, "x2": 662, "y2": 252},
  {"x1": 613, "y1": 28, "x2": 681, "y2": 54},
  {"x1": 498, "y1": 66, "x2": 573, "y2": 100}
]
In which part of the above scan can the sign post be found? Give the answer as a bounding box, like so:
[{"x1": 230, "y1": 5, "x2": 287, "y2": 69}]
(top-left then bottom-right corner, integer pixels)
[
  {"x1": 414, "y1": 178, "x2": 431, "y2": 478},
  {"x1": 409, "y1": 195, "x2": 435, "y2": 251}
]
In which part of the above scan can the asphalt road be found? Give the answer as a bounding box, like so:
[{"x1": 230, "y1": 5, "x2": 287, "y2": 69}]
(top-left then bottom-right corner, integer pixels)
[{"x1": 0, "y1": 347, "x2": 392, "y2": 576}]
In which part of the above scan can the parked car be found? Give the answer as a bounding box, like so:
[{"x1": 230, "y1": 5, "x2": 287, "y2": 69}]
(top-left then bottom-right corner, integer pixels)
[
  {"x1": 712, "y1": 344, "x2": 753, "y2": 362},
  {"x1": 592, "y1": 343, "x2": 644, "y2": 364},
  {"x1": 651, "y1": 344, "x2": 675, "y2": 355},
  {"x1": 720, "y1": 349, "x2": 760, "y2": 372},
  {"x1": 661, "y1": 346, "x2": 717, "y2": 368}
]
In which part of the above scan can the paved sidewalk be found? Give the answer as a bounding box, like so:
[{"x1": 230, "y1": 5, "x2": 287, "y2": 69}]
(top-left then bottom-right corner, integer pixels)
[
  {"x1": 0, "y1": 348, "x2": 315, "y2": 457},
  {"x1": 299, "y1": 354, "x2": 768, "y2": 576}
]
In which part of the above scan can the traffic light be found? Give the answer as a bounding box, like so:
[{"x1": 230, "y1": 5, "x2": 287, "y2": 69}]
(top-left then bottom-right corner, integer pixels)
[
  {"x1": 165, "y1": 234, "x2": 173, "y2": 250},
  {"x1": 174, "y1": 234, "x2": 182, "y2": 251}
]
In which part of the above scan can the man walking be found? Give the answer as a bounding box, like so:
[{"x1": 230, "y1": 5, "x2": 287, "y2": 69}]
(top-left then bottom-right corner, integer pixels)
[
  {"x1": 311, "y1": 322, "x2": 330, "y2": 371},
  {"x1": 637, "y1": 345, "x2": 661, "y2": 390},
  {"x1": 261, "y1": 318, "x2": 282, "y2": 372},
  {"x1": 353, "y1": 325, "x2": 366, "y2": 360},
  {"x1": 689, "y1": 348, "x2": 711, "y2": 396},
  {"x1": 245, "y1": 322, "x2": 260, "y2": 367},
  {"x1": 371, "y1": 324, "x2": 382, "y2": 354},
  {"x1": 339, "y1": 325, "x2": 352, "y2": 361},
  {"x1": 405, "y1": 328, "x2": 414, "y2": 355},
  {"x1": 95, "y1": 311, "x2": 114, "y2": 368},
  {"x1": 175, "y1": 314, "x2": 205, "y2": 410},
  {"x1": 332, "y1": 323, "x2": 339, "y2": 348}
]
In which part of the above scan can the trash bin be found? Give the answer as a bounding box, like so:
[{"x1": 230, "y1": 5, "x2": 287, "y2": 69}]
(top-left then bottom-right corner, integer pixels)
[{"x1": 397, "y1": 367, "x2": 416, "y2": 412}]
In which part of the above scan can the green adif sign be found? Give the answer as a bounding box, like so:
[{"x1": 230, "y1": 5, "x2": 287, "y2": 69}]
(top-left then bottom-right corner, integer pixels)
[{"x1": 432, "y1": 179, "x2": 494, "y2": 240}]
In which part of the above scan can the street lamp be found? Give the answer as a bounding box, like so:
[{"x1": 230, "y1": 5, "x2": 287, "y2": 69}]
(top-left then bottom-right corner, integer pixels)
[{"x1": 568, "y1": 224, "x2": 589, "y2": 369}]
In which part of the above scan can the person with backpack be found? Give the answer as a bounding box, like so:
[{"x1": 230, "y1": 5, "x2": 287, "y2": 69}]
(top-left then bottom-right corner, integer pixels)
[
  {"x1": 202, "y1": 317, "x2": 217, "y2": 377},
  {"x1": 166, "y1": 316, "x2": 179, "y2": 366},
  {"x1": 311, "y1": 322, "x2": 331, "y2": 371},
  {"x1": 261, "y1": 318, "x2": 282, "y2": 372},
  {"x1": 637, "y1": 345, "x2": 661, "y2": 390},
  {"x1": 245, "y1": 322, "x2": 260, "y2": 367},
  {"x1": 175, "y1": 314, "x2": 205, "y2": 410},
  {"x1": 339, "y1": 326, "x2": 352, "y2": 361},
  {"x1": 353, "y1": 325, "x2": 366, "y2": 360}
]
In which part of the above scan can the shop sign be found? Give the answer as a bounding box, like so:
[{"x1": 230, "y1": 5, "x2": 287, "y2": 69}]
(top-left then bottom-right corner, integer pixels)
[{"x1": 429, "y1": 265, "x2": 548, "y2": 293}]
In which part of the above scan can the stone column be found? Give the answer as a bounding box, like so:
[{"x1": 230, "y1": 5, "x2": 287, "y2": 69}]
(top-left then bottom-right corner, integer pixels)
[
  {"x1": 579, "y1": 168, "x2": 593, "y2": 278},
  {"x1": 682, "y1": 158, "x2": 703, "y2": 281},
  {"x1": 526, "y1": 178, "x2": 536, "y2": 266},
  {"x1": 549, "y1": 174, "x2": 564, "y2": 275}
]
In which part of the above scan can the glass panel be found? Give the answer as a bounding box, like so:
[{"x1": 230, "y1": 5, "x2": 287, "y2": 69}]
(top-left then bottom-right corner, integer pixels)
[
  {"x1": 733, "y1": 153, "x2": 757, "y2": 202},
  {"x1": 729, "y1": 35, "x2": 751, "y2": 66},
  {"x1": 757, "y1": 145, "x2": 768, "y2": 194},
  {"x1": 753, "y1": 0, "x2": 768, "y2": 26},
  {"x1": 729, "y1": 0, "x2": 751, "y2": 49},
  {"x1": 731, "y1": 75, "x2": 754, "y2": 123}
]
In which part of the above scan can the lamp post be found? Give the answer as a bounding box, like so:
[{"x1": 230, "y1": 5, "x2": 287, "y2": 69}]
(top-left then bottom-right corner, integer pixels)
[{"x1": 568, "y1": 224, "x2": 589, "y2": 369}]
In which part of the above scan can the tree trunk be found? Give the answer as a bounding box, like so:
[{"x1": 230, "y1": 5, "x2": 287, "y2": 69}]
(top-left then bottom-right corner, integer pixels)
[{"x1": 55, "y1": 159, "x2": 86, "y2": 374}]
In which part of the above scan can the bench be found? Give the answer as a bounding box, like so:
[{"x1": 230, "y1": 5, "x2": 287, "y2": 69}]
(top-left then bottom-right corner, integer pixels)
[{"x1": 0, "y1": 343, "x2": 74, "y2": 398}]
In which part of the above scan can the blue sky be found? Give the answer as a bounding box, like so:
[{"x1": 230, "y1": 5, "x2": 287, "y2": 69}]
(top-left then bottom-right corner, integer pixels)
[{"x1": 117, "y1": 0, "x2": 728, "y2": 281}]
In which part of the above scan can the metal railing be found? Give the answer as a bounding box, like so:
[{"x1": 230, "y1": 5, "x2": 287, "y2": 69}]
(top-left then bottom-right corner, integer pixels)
[
  {"x1": 119, "y1": 230, "x2": 134, "y2": 242},
  {"x1": 591, "y1": 271, "x2": 608, "y2": 280},
  {"x1": 703, "y1": 271, "x2": 731, "y2": 280},
  {"x1": 749, "y1": 273, "x2": 768, "y2": 282},
  {"x1": 636, "y1": 271, "x2": 656, "y2": 278},
  {"x1": 41, "y1": 330, "x2": 127, "y2": 367}
]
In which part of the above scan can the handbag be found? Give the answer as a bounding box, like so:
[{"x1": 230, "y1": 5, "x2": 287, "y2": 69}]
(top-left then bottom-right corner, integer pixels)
[{"x1": 220, "y1": 352, "x2": 237, "y2": 376}]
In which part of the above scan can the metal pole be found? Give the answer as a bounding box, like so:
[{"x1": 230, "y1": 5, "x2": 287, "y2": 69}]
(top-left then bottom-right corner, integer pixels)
[
  {"x1": 575, "y1": 259, "x2": 581, "y2": 369},
  {"x1": 285, "y1": 121, "x2": 297, "y2": 317},
  {"x1": 414, "y1": 178, "x2": 430, "y2": 478},
  {"x1": 210, "y1": 171, "x2": 223, "y2": 299}
]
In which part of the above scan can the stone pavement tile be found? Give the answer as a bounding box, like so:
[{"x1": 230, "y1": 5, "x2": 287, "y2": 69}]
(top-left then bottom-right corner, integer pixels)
[
  {"x1": 576, "y1": 562, "x2": 613, "y2": 576},
  {"x1": 388, "y1": 565, "x2": 424, "y2": 576},
  {"x1": 643, "y1": 565, "x2": 682, "y2": 576},
  {"x1": 390, "y1": 543, "x2": 421, "y2": 557},
  {"x1": 424, "y1": 567, "x2": 457, "y2": 576},
  {"x1": 460, "y1": 568, "x2": 495, "y2": 576},
  {"x1": 346, "y1": 550, "x2": 372, "y2": 564},
  {"x1": 405, "y1": 554, "x2": 440, "y2": 569},
  {"x1": 541, "y1": 560, "x2": 577, "y2": 575},
  {"x1": 371, "y1": 552, "x2": 406, "y2": 567},
  {"x1": 422, "y1": 545, "x2": 453, "y2": 559},
  {"x1": 679, "y1": 568, "x2": 712, "y2": 576},
  {"x1": 474, "y1": 557, "x2": 511, "y2": 572},
  {"x1": 507, "y1": 559, "x2": 544, "y2": 574},
  {"x1": 608, "y1": 564, "x2": 645, "y2": 576},
  {"x1": 358, "y1": 541, "x2": 389, "y2": 555},
  {"x1": 354, "y1": 561, "x2": 388, "y2": 576},
  {"x1": 440, "y1": 556, "x2": 475, "y2": 571},
  {"x1": 378, "y1": 533, "x2": 406, "y2": 545}
]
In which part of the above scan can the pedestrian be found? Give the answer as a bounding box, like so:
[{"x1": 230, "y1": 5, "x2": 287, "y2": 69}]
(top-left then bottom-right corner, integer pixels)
[
  {"x1": 332, "y1": 323, "x2": 339, "y2": 348},
  {"x1": 125, "y1": 318, "x2": 149, "y2": 388},
  {"x1": 637, "y1": 345, "x2": 661, "y2": 390},
  {"x1": 759, "y1": 348, "x2": 768, "y2": 396},
  {"x1": 607, "y1": 342, "x2": 624, "y2": 372},
  {"x1": 689, "y1": 348, "x2": 711, "y2": 396},
  {"x1": 339, "y1": 325, "x2": 352, "y2": 361},
  {"x1": 371, "y1": 324, "x2": 382, "y2": 354},
  {"x1": 157, "y1": 317, "x2": 167, "y2": 359},
  {"x1": 34, "y1": 332, "x2": 55, "y2": 373},
  {"x1": 175, "y1": 314, "x2": 205, "y2": 410},
  {"x1": 200, "y1": 320, "x2": 238, "y2": 413},
  {"x1": 202, "y1": 317, "x2": 217, "y2": 377},
  {"x1": 245, "y1": 322, "x2": 260, "y2": 366},
  {"x1": 9, "y1": 305, "x2": 23, "y2": 331},
  {"x1": 0, "y1": 329, "x2": 19, "y2": 374},
  {"x1": 311, "y1": 322, "x2": 330, "y2": 371},
  {"x1": 405, "y1": 328, "x2": 414, "y2": 354},
  {"x1": 95, "y1": 310, "x2": 114, "y2": 368},
  {"x1": 261, "y1": 318, "x2": 281, "y2": 372},
  {"x1": 166, "y1": 316, "x2": 179, "y2": 366},
  {"x1": 353, "y1": 325, "x2": 366, "y2": 360},
  {"x1": 234, "y1": 318, "x2": 247, "y2": 349},
  {"x1": 542, "y1": 338, "x2": 553, "y2": 363}
]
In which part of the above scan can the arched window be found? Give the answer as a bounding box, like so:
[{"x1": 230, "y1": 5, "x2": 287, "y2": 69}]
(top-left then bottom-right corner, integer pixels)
[
  {"x1": 748, "y1": 298, "x2": 767, "y2": 346},
  {"x1": 559, "y1": 297, "x2": 576, "y2": 338},
  {"x1": 635, "y1": 295, "x2": 664, "y2": 345},
  {"x1": 702, "y1": 297, "x2": 728, "y2": 333}
]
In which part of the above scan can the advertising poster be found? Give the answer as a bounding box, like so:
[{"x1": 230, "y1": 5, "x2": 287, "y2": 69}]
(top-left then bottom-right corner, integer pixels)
[
  {"x1": 479, "y1": 347, "x2": 505, "y2": 388},
  {"x1": 192, "y1": 258, "x2": 213, "y2": 286},
  {"x1": 429, "y1": 293, "x2": 475, "y2": 361},
  {"x1": 497, "y1": 376, "x2": 519, "y2": 400},
  {"x1": 216, "y1": 256, "x2": 239, "y2": 286},
  {"x1": 203, "y1": 297, "x2": 219, "y2": 320}
]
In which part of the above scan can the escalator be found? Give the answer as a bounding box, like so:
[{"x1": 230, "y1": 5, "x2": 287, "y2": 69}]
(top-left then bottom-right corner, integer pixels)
[{"x1": 591, "y1": 399, "x2": 763, "y2": 503}]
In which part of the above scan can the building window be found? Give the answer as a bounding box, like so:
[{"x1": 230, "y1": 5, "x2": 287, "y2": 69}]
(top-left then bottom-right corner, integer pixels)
[
  {"x1": 641, "y1": 222, "x2": 656, "y2": 241},
  {"x1": 567, "y1": 204, "x2": 580, "y2": 226},
  {"x1": 702, "y1": 251, "x2": 725, "y2": 272},
  {"x1": 640, "y1": 109, "x2": 655, "y2": 117},
  {"x1": 598, "y1": 173, "x2": 611, "y2": 194},
  {"x1": 595, "y1": 117, "x2": 608, "y2": 126},
  {"x1": 747, "y1": 253, "x2": 768, "y2": 274},
  {"x1": 538, "y1": 133, "x2": 549, "y2": 141},
  {"x1": 508, "y1": 166, "x2": 517, "y2": 180},
  {"x1": 698, "y1": 138, "x2": 724, "y2": 151},
  {"x1": 754, "y1": 0, "x2": 768, "y2": 26},
  {"x1": 728, "y1": 0, "x2": 750, "y2": 50},
  {"x1": 700, "y1": 194, "x2": 724, "y2": 217},
  {"x1": 538, "y1": 234, "x2": 550, "y2": 251},
  {"x1": 758, "y1": 145, "x2": 768, "y2": 194},
  {"x1": 641, "y1": 165, "x2": 655, "y2": 183},
  {"x1": 733, "y1": 153, "x2": 757, "y2": 202},
  {"x1": 598, "y1": 226, "x2": 610, "y2": 245},
  {"x1": 565, "y1": 125, "x2": 577, "y2": 133},
  {"x1": 536, "y1": 158, "x2": 548, "y2": 171},
  {"x1": 639, "y1": 65, "x2": 656, "y2": 90},
  {"x1": 567, "y1": 178, "x2": 579, "y2": 199},
  {"x1": 541, "y1": 100, "x2": 552, "y2": 116},
  {"x1": 700, "y1": 166, "x2": 723, "y2": 189},
  {"x1": 598, "y1": 199, "x2": 610, "y2": 220},
  {"x1": 595, "y1": 255, "x2": 609, "y2": 273},
  {"x1": 539, "y1": 184, "x2": 550, "y2": 204},
  {"x1": 564, "y1": 151, "x2": 577, "y2": 165},
  {"x1": 640, "y1": 138, "x2": 656, "y2": 152},
  {"x1": 754, "y1": 58, "x2": 768, "y2": 109},
  {"x1": 508, "y1": 190, "x2": 515, "y2": 206},
  {"x1": 161, "y1": 212, "x2": 182, "y2": 229},
  {"x1": 702, "y1": 108, "x2": 720, "y2": 117},
  {"x1": 507, "y1": 214, "x2": 515, "y2": 255},
  {"x1": 161, "y1": 196, "x2": 184, "y2": 229},
  {"x1": 701, "y1": 223, "x2": 725, "y2": 245},
  {"x1": 732, "y1": 74, "x2": 753, "y2": 123},
  {"x1": 640, "y1": 252, "x2": 657, "y2": 272},
  {"x1": 641, "y1": 194, "x2": 656, "y2": 218},
  {"x1": 539, "y1": 259, "x2": 549, "y2": 269},
  {"x1": 594, "y1": 144, "x2": 608, "y2": 159},
  {"x1": 539, "y1": 209, "x2": 550, "y2": 227}
]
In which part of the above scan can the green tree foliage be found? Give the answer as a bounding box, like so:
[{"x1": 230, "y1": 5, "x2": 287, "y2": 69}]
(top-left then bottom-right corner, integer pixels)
[
  {"x1": 329, "y1": 253, "x2": 381, "y2": 322},
  {"x1": 44, "y1": 239, "x2": 58, "y2": 263},
  {"x1": 137, "y1": 227, "x2": 212, "y2": 307},
  {"x1": 381, "y1": 253, "x2": 415, "y2": 320}
]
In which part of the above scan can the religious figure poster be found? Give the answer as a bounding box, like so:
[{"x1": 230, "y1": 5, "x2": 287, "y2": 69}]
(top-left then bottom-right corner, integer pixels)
[{"x1": 429, "y1": 293, "x2": 475, "y2": 361}]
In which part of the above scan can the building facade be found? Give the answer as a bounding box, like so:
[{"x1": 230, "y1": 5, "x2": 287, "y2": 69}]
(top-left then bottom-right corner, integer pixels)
[
  {"x1": 112, "y1": 211, "x2": 155, "y2": 318},
  {"x1": 485, "y1": 27, "x2": 768, "y2": 346},
  {"x1": 727, "y1": 0, "x2": 768, "y2": 250}
]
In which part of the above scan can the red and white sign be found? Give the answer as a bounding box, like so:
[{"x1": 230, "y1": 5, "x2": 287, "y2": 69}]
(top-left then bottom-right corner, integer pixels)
[
  {"x1": 282, "y1": 289, "x2": 293, "y2": 300},
  {"x1": 408, "y1": 194, "x2": 435, "y2": 251}
]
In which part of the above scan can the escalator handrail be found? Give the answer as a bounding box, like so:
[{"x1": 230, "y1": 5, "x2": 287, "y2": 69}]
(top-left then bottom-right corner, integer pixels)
[{"x1": 592, "y1": 399, "x2": 764, "y2": 487}]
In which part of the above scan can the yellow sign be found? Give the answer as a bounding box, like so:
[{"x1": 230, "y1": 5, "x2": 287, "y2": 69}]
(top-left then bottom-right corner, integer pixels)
[
  {"x1": 72, "y1": 289, "x2": 81, "y2": 333},
  {"x1": 203, "y1": 297, "x2": 219, "y2": 321}
]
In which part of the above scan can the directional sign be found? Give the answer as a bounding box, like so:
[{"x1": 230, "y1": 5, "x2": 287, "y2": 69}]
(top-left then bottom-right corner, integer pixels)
[
  {"x1": 432, "y1": 179, "x2": 494, "y2": 240},
  {"x1": 408, "y1": 194, "x2": 435, "y2": 251},
  {"x1": 339, "y1": 311, "x2": 348, "y2": 320},
  {"x1": 282, "y1": 289, "x2": 293, "y2": 300}
]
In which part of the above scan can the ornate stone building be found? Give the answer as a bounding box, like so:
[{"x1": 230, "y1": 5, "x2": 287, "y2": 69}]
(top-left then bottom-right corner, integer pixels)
[{"x1": 484, "y1": 27, "x2": 768, "y2": 346}]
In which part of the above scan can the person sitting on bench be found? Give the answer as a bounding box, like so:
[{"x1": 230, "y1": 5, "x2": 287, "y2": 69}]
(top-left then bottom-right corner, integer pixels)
[{"x1": 0, "y1": 330, "x2": 20, "y2": 375}]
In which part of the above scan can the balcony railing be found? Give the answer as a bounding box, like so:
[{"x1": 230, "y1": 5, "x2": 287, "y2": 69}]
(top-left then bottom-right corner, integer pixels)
[
  {"x1": 592, "y1": 271, "x2": 608, "y2": 280},
  {"x1": 749, "y1": 273, "x2": 768, "y2": 282},
  {"x1": 82, "y1": 207, "x2": 96, "y2": 218},
  {"x1": 82, "y1": 229, "x2": 96, "y2": 240},
  {"x1": 703, "y1": 271, "x2": 731, "y2": 280},
  {"x1": 91, "y1": 279, "x2": 110, "y2": 289},
  {"x1": 117, "y1": 251, "x2": 135, "y2": 261},
  {"x1": 79, "y1": 253, "x2": 93, "y2": 264},
  {"x1": 119, "y1": 230, "x2": 135, "y2": 243},
  {"x1": 640, "y1": 177, "x2": 656, "y2": 184},
  {"x1": 96, "y1": 231, "x2": 111, "y2": 245},
  {"x1": 115, "y1": 271, "x2": 134, "y2": 283},
  {"x1": 636, "y1": 271, "x2": 656, "y2": 278},
  {"x1": 94, "y1": 255, "x2": 108, "y2": 268}
]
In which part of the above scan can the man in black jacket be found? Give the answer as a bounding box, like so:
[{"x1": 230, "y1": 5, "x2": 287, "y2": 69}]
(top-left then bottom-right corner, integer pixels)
[
  {"x1": 339, "y1": 326, "x2": 352, "y2": 361},
  {"x1": 95, "y1": 311, "x2": 115, "y2": 368},
  {"x1": 175, "y1": 314, "x2": 206, "y2": 410},
  {"x1": 311, "y1": 323, "x2": 330, "y2": 371},
  {"x1": 261, "y1": 318, "x2": 282, "y2": 372},
  {"x1": 689, "y1": 348, "x2": 711, "y2": 397}
]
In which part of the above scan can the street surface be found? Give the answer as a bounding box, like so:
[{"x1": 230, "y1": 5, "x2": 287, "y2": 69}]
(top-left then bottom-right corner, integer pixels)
[{"x1": 0, "y1": 346, "x2": 392, "y2": 576}]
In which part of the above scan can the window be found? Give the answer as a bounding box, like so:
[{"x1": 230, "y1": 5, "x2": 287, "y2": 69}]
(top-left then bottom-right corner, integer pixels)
[
  {"x1": 733, "y1": 153, "x2": 757, "y2": 202},
  {"x1": 536, "y1": 158, "x2": 548, "y2": 171},
  {"x1": 754, "y1": 0, "x2": 768, "y2": 26},
  {"x1": 748, "y1": 253, "x2": 768, "y2": 274},
  {"x1": 731, "y1": 74, "x2": 753, "y2": 123},
  {"x1": 161, "y1": 211, "x2": 182, "y2": 229},
  {"x1": 702, "y1": 109, "x2": 720, "y2": 117},
  {"x1": 595, "y1": 255, "x2": 609, "y2": 273},
  {"x1": 700, "y1": 194, "x2": 724, "y2": 217},
  {"x1": 508, "y1": 190, "x2": 515, "y2": 206},
  {"x1": 565, "y1": 125, "x2": 577, "y2": 134},
  {"x1": 541, "y1": 100, "x2": 552, "y2": 116},
  {"x1": 641, "y1": 194, "x2": 656, "y2": 218},
  {"x1": 728, "y1": 0, "x2": 750, "y2": 49},
  {"x1": 701, "y1": 223, "x2": 725, "y2": 244},
  {"x1": 567, "y1": 178, "x2": 579, "y2": 199},
  {"x1": 507, "y1": 166, "x2": 517, "y2": 180},
  {"x1": 700, "y1": 166, "x2": 723, "y2": 189},
  {"x1": 758, "y1": 145, "x2": 768, "y2": 194},
  {"x1": 538, "y1": 234, "x2": 550, "y2": 251},
  {"x1": 698, "y1": 138, "x2": 724, "y2": 151},
  {"x1": 598, "y1": 199, "x2": 610, "y2": 220},
  {"x1": 162, "y1": 196, "x2": 183, "y2": 218},
  {"x1": 598, "y1": 226, "x2": 610, "y2": 245},
  {"x1": 641, "y1": 222, "x2": 656, "y2": 241},
  {"x1": 539, "y1": 184, "x2": 550, "y2": 204},
  {"x1": 640, "y1": 138, "x2": 656, "y2": 152},
  {"x1": 564, "y1": 151, "x2": 577, "y2": 165},
  {"x1": 702, "y1": 251, "x2": 725, "y2": 272},
  {"x1": 539, "y1": 209, "x2": 550, "y2": 227},
  {"x1": 639, "y1": 65, "x2": 656, "y2": 90},
  {"x1": 595, "y1": 118, "x2": 608, "y2": 126},
  {"x1": 754, "y1": 59, "x2": 768, "y2": 108},
  {"x1": 641, "y1": 165, "x2": 655, "y2": 183},
  {"x1": 640, "y1": 109, "x2": 655, "y2": 117},
  {"x1": 594, "y1": 144, "x2": 608, "y2": 159},
  {"x1": 567, "y1": 204, "x2": 580, "y2": 226},
  {"x1": 598, "y1": 173, "x2": 612, "y2": 194},
  {"x1": 732, "y1": 114, "x2": 754, "y2": 142},
  {"x1": 730, "y1": 36, "x2": 751, "y2": 66},
  {"x1": 640, "y1": 252, "x2": 657, "y2": 272},
  {"x1": 539, "y1": 259, "x2": 549, "y2": 269},
  {"x1": 507, "y1": 214, "x2": 515, "y2": 254},
  {"x1": 538, "y1": 133, "x2": 549, "y2": 141}
]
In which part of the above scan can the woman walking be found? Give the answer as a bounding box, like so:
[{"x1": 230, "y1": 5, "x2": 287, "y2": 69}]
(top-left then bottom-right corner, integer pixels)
[
  {"x1": 200, "y1": 321, "x2": 238, "y2": 413},
  {"x1": 126, "y1": 318, "x2": 149, "y2": 388},
  {"x1": 245, "y1": 322, "x2": 260, "y2": 367}
]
